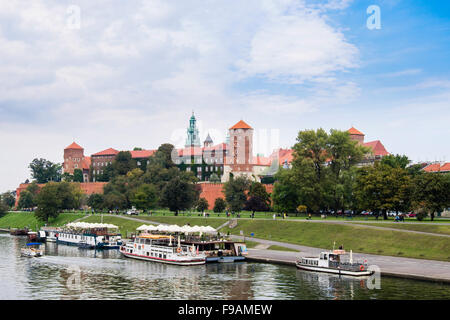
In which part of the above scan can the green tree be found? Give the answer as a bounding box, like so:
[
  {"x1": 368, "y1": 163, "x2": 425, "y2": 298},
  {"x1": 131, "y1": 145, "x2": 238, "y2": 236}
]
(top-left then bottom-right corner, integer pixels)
[
  {"x1": 1, "y1": 191, "x2": 16, "y2": 208},
  {"x1": 223, "y1": 176, "x2": 251, "y2": 212},
  {"x1": 87, "y1": 193, "x2": 105, "y2": 211},
  {"x1": 35, "y1": 182, "x2": 61, "y2": 222},
  {"x1": 131, "y1": 184, "x2": 158, "y2": 210},
  {"x1": 73, "y1": 169, "x2": 84, "y2": 183},
  {"x1": 272, "y1": 168, "x2": 300, "y2": 213},
  {"x1": 412, "y1": 173, "x2": 450, "y2": 221},
  {"x1": 355, "y1": 163, "x2": 412, "y2": 220},
  {"x1": 0, "y1": 202, "x2": 8, "y2": 217},
  {"x1": 103, "y1": 191, "x2": 128, "y2": 210},
  {"x1": 381, "y1": 154, "x2": 410, "y2": 169},
  {"x1": 248, "y1": 182, "x2": 271, "y2": 208},
  {"x1": 149, "y1": 143, "x2": 176, "y2": 169},
  {"x1": 112, "y1": 151, "x2": 136, "y2": 176},
  {"x1": 209, "y1": 173, "x2": 221, "y2": 183},
  {"x1": 197, "y1": 197, "x2": 209, "y2": 213},
  {"x1": 29, "y1": 158, "x2": 62, "y2": 183},
  {"x1": 213, "y1": 198, "x2": 226, "y2": 213},
  {"x1": 160, "y1": 177, "x2": 198, "y2": 215},
  {"x1": 57, "y1": 182, "x2": 83, "y2": 210},
  {"x1": 18, "y1": 190, "x2": 35, "y2": 209},
  {"x1": 62, "y1": 172, "x2": 74, "y2": 182}
]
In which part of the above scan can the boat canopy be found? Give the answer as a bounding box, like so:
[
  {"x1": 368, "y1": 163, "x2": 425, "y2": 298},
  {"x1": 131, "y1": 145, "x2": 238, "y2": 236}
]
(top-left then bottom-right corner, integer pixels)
[
  {"x1": 26, "y1": 243, "x2": 42, "y2": 246},
  {"x1": 65, "y1": 222, "x2": 119, "y2": 229},
  {"x1": 136, "y1": 224, "x2": 217, "y2": 234}
]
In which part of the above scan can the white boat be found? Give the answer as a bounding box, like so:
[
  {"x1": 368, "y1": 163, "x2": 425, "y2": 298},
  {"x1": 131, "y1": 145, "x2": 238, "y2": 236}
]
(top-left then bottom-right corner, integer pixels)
[
  {"x1": 56, "y1": 223, "x2": 122, "y2": 249},
  {"x1": 295, "y1": 250, "x2": 373, "y2": 277},
  {"x1": 21, "y1": 243, "x2": 44, "y2": 257},
  {"x1": 120, "y1": 234, "x2": 206, "y2": 266}
]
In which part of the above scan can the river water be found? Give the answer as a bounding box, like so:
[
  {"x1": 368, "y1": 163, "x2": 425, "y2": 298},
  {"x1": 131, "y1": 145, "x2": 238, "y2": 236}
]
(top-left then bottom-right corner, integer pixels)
[{"x1": 1, "y1": 233, "x2": 449, "y2": 300}]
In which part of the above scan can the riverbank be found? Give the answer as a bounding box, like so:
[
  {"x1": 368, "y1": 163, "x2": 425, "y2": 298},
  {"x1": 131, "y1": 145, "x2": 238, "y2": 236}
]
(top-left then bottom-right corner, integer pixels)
[
  {"x1": 236, "y1": 237, "x2": 450, "y2": 284},
  {"x1": 102, "y1": 215, "x2": 450, "y2": 262}
]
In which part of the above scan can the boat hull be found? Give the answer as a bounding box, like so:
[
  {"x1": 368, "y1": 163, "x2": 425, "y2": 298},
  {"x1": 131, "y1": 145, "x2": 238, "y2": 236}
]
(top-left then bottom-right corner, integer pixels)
[
  {"x1": 121, "y1": 251, "x2": 206, "y2": 266},
  {"x1": 296, "y1": 263, "x2": 373, "y2": 276}
]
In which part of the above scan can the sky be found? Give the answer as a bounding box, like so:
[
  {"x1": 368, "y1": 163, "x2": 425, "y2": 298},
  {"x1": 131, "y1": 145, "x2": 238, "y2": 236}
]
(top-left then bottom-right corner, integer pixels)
[{"x1": 0, "y1": 0, "x2": 449, "y2": 192}]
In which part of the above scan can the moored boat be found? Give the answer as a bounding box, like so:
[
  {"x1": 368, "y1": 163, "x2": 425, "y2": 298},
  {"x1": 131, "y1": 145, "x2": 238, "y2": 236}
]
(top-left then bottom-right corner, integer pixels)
[
  {"x1": 56, "y1": 222, "x2": 122, "y2": 249},
  {"x1": 120, "y1": 234, "x2": 206, "y2": 266},
  {"x1": 27, "y1": 230, "x2": 47, "y2": 243},
  {"x1": 135, "y1": 224, "x2": 247, "y2": 263},
  {"x1": 10, "y1": 228, "x2": 29, "y2": 236},
  {"x1": 295, "y1": 249, "x2": 373, "y2": 277},
  {"x1": 21, "y1": 243, "x2": 44, "y2": 257}
]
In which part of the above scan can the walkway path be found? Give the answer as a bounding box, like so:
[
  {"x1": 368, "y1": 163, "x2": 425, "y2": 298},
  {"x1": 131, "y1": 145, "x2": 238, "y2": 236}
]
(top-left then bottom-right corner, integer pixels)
[{"x1": 230, "y1": 235, "x2": 450, "y2": 283}]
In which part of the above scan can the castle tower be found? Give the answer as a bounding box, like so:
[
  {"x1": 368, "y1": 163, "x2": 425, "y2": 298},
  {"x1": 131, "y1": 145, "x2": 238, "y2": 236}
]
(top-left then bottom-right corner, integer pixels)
[
  {"x1": 228, "y1": 120, "x2": 253, "y2": 170},
  {"x1": 204, "y1": 133, "x2": 213, "y2": 148},
  {"x1": 185, "y1": 112, "x2": 201, "y2": 147},
  {"x1": 348, "y1": 127, "x2": 365, "y2": 145},
  {"x1": 63, "y1": 142, "x2": 85, "y2": 174}
]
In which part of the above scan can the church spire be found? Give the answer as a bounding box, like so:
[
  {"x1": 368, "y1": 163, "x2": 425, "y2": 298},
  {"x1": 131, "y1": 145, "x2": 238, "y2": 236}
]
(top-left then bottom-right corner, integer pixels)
[{"x1": 185, "y1": 112, "x2": 201, "y2": 147}]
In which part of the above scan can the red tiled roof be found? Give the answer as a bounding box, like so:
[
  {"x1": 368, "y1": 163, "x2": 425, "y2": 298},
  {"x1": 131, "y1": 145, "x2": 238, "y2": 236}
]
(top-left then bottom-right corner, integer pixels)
[
  {"x1": 363, "y1": 140, "x2": 389, "y2": 157},
  {"x1": 178, "y1": 147, "x2": 203, "y2": 157},
  {"x1": 130, "y1": 150, "x2": 156, "y2": 159},
  {"x1": 423, "y1": 163, "x2": 450, "y2": 173},
  {"x1": 440, "y1": 163, "x2": 450, "y2": 172},
  {"x1": 348, "y1": 127, "x2": 364, "y2": 136},
  {"x1": 230, "y1": 120, "x2": 252, "y2": 130},
  {"x1": 270, "y1": 148, "x2": 294, "y2": 165},
  {"x1": 65, "y1": 142, "x2": 83, "y2": 150},
  {"x1": 82, "y1": 157, "x2": 91, "y2": 170},
  {"x1": 92, "y1": 148, "x2": 119, "y2": 156}
]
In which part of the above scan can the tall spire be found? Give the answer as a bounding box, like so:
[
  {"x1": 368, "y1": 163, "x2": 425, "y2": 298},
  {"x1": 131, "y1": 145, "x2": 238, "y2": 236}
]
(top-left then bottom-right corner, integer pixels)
[{"x1": 185, "y1": 112, "x2": 201, "y2": 147}]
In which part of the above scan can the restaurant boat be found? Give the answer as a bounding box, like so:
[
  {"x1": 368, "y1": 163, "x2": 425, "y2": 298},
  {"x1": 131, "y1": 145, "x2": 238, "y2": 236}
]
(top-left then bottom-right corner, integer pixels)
[
  {"x1": 295, "y1": 249, "x2": 373, "y2": 276},
  {"x1": 56, "y1": 222, "x2": 122, "y2": 249},
  {"x1": 120, "y1": 234, "x2": 207, "y2": 266},
  {"x1": 135, "y1": 224, "x2": 247, "y2": 263},
  {"x1": 21, "y1": 243, "x2": 44, "y2": 257}
]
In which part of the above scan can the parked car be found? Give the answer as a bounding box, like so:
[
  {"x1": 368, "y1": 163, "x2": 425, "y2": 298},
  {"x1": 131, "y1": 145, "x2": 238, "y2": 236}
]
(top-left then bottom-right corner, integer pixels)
[
  {"x1": 408, "y1": 213, "x2": 417, "y2": 218},
  {"x1": 125, "y1": 209, "x2": 139, "y2": 215}
]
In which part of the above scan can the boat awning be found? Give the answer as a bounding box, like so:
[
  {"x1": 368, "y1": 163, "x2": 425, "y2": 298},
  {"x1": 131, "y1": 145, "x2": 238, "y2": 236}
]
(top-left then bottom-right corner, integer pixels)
[{"x1": 26, "y1": 243, "x2": 41, "y2": 246}]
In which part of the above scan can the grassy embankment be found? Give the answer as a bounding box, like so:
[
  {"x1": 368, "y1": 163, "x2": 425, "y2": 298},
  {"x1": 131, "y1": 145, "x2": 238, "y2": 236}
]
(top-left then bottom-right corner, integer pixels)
[
  {"x1": 352, "y1": 222, "x2": 450, "y2": 235},
  {"x1": 0, "y1": 211, "x2": 85, "y2": 230},
  {"x1": 104, "y1": 216, "x2": 450, "y2": 261}
]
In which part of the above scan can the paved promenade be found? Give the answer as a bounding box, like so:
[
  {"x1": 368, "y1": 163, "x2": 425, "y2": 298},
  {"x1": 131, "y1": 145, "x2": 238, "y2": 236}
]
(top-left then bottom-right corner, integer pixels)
[{"x1": 231, "y1": 235, "x2": 450, "y2": 283}]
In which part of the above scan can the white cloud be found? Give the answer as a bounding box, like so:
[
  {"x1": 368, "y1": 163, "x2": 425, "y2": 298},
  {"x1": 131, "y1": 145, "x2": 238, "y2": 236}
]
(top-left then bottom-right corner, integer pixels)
[{"x1": 0, "y1": 0, "x2": 361, "y2": 191}]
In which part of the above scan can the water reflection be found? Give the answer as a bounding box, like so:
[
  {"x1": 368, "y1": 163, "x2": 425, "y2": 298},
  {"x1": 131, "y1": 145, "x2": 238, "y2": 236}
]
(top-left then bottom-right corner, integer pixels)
[{"x1": 1, "y1": 233, "x2": 449, "y2": 300}]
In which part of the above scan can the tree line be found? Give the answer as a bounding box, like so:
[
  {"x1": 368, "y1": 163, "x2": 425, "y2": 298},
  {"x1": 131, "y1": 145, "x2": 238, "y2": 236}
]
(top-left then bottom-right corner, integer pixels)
[
  {"x1": 272, "y1": 129, "x2": 450, "y2": 220},
  {"x1": 9, "y1": 128, "x2": 450, "y2": 222}
]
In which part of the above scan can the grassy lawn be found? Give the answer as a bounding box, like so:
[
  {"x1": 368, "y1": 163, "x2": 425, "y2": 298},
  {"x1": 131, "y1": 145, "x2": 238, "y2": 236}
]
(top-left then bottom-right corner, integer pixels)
[
  {"x1": 0, "y1": 211, "x2": 85, "y2": 230},
  {"x1": 135, "y1": 216, "x2": 227, "y2": 229},
  {"x1": 223, "y1": 220, "x2": 450, "y2": 262},
  {"x1": 352, "y1": 222, "x2": 450, "y2": 235}
]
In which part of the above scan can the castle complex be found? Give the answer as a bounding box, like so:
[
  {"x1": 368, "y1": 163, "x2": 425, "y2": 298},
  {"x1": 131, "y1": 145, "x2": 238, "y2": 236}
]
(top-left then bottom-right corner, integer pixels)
[
  {"x1": 16, "y1": 113, "x2": 392, "y2": 209},
  {"x1": 61, "y1": 113, "x2": 391, "y2": 184}
]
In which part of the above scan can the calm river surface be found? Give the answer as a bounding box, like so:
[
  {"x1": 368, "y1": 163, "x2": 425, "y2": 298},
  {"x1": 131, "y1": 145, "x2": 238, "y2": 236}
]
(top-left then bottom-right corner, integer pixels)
[{"x1": 1, "y1": 233, "x2": 449, "y2": 300}]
